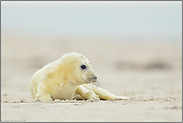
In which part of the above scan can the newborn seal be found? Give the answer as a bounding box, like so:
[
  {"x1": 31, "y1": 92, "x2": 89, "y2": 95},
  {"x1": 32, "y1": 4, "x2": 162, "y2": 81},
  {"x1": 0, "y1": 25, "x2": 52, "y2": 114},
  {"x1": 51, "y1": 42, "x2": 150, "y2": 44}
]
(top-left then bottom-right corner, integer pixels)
[{"x1": 30, "y1": 52, "x2": 129, "y2": 102}]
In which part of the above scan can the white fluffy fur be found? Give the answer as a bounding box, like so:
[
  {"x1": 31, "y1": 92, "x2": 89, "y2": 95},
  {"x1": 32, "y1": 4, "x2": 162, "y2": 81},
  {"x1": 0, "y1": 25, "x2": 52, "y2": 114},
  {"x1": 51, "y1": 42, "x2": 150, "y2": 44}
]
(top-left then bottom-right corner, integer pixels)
[{"x1": 30, "y1": 52, "x2": 129, "y2": 102}]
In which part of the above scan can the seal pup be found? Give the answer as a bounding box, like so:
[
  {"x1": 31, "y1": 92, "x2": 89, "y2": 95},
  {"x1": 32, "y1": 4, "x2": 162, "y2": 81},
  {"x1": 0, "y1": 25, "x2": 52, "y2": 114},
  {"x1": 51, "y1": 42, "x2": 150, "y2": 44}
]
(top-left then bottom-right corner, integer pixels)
[{"x1": 30, "y1": 52, "x2": 129, "y2": 102}]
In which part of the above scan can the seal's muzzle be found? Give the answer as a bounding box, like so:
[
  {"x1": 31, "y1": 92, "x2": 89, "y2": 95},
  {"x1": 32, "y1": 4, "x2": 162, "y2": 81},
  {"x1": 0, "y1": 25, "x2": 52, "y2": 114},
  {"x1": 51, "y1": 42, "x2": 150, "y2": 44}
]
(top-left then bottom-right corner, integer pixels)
[
  {"x1": 86, "y1": 74, "x2": 97, "y2": 83},
  {"x1": 92, "y1": 76, "x2": 97, "y2": 82}
]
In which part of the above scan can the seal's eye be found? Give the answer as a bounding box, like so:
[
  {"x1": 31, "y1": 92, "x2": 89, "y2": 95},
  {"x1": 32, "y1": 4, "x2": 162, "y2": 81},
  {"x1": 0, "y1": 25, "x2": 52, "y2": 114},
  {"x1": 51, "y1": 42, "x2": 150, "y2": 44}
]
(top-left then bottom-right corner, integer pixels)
[{"x1": 81, "y1": 65, "x2": 86, "y2": 69}]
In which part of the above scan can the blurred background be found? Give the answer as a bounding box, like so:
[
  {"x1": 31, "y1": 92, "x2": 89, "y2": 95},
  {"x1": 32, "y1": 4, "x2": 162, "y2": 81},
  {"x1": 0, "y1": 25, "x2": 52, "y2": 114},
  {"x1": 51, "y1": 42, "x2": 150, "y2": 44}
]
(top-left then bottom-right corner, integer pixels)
[{"x1": 1, "y1": 1, "x2": 182, "y2": 99}]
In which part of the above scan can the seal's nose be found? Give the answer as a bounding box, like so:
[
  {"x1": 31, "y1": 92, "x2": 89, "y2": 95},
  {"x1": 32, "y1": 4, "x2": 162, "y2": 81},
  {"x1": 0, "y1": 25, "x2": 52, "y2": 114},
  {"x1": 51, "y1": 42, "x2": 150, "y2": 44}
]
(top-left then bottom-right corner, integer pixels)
[{"x1": 92, "y1": 76, "x2": 97, "y2": 81}]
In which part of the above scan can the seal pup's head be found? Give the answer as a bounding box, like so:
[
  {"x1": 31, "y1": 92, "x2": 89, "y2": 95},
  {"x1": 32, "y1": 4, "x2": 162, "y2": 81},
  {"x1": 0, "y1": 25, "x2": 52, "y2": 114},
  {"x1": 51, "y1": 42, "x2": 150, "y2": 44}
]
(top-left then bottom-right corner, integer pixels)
[{"x1": 60, "y1": 52, "x2": 97, "y2": 85}]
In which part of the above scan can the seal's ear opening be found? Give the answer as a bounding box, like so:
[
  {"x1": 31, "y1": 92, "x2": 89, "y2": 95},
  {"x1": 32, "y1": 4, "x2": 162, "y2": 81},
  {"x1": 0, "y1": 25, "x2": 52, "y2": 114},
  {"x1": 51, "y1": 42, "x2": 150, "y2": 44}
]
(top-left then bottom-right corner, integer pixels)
[{"x1": 74, "y1": 61, "x2": 77, "y2": 63}]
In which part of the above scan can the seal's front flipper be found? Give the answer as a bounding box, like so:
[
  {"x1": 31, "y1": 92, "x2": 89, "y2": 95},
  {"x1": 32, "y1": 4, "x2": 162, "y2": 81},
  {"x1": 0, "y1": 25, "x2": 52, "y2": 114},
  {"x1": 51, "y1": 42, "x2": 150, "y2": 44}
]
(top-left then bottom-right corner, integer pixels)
[
  {"x1": 76, "y1": 85, "x2": 99, "y2": 100},
  {"x1": 82, "y1": 84, "x2": 129, "y2": 100},
  {"x1": 73, "y1": 94, "x2": 83, "y2": 100}
]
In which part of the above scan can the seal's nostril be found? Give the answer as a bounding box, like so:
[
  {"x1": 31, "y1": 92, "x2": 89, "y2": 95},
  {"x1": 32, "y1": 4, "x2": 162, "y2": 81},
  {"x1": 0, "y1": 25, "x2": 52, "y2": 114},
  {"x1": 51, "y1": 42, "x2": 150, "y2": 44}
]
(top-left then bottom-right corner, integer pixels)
[
  {"x1": 91, "y1": 75, "x2": 97, "y2": 82},
  {"x1": 94, "y1": 76, "x2": 97, "y2": 80}
]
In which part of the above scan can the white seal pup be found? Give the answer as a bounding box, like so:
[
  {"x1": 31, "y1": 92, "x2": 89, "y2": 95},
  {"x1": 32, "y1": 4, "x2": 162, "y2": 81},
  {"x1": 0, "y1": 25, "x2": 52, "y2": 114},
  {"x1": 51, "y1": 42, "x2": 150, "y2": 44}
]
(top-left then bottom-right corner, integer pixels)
[{"x1": 30, "y1": 52, "x2": 129, "y2": 102}]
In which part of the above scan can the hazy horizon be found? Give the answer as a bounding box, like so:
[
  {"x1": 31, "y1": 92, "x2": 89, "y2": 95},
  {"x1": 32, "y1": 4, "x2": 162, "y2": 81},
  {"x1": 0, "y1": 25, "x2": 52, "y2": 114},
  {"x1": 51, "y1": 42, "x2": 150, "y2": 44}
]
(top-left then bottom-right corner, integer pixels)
[{"x1": 1, "y1": 1, "x2": 182, "y2": 43}]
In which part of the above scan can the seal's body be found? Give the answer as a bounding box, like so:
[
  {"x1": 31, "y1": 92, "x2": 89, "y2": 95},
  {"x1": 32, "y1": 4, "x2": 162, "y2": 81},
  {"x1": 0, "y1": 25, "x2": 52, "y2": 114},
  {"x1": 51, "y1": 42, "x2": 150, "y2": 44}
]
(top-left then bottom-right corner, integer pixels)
[{"x1": 30, "y1": 52, "x2": 129, "y2": 102}]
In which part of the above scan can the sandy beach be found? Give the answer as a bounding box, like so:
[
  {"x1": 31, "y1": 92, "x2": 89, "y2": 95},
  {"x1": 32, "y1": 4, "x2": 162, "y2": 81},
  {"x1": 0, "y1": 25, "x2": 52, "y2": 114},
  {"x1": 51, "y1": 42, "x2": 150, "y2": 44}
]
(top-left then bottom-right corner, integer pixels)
[{"x1": 1, "y1": 34, "x2": 182, "y2": 122}]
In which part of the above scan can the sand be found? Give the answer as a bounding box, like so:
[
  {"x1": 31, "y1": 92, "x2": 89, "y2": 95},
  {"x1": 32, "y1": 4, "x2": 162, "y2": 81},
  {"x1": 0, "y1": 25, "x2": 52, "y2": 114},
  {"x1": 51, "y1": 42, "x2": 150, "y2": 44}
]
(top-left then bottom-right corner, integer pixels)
[{"x1": 1, "y1": 35, "x2": 182, "y2": 122}]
